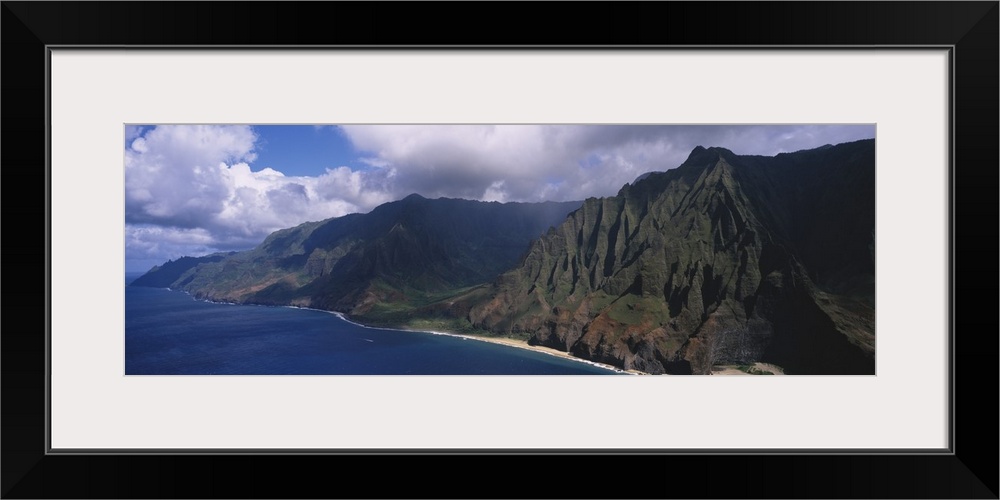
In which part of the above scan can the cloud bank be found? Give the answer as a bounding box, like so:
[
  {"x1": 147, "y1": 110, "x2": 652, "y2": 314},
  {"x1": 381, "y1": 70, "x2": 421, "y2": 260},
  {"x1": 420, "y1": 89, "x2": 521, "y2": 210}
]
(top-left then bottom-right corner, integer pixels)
[
  {"x1": 125, "y1": 124, "x2": 874, "y2": 271},
  {"x1": 125, "y1": 125, "x2": 396, "y2": 270}
]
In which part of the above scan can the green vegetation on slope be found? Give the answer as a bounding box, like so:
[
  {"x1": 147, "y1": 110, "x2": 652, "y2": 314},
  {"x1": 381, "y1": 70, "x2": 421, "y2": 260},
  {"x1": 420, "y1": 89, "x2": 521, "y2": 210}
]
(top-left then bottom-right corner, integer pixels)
[
  {"x1": 467, "y1": 140, "x2": 876, "y2": 374},
  {"x1": 133, "y1": 195, "x2": 582, "y2": 321},
  {"x1": 133, "y1": 141, "x2": 876, "y2": 375}
]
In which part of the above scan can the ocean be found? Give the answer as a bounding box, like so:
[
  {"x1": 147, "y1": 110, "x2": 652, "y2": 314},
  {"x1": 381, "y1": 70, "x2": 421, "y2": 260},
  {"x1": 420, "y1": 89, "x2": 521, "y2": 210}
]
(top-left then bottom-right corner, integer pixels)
[{"x1": 124, "y1": 273, "x2": 617, "y2": 375}]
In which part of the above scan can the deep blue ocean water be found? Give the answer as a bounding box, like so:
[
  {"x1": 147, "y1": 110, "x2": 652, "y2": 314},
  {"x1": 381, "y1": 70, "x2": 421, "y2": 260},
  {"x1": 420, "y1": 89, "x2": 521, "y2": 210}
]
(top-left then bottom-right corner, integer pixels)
[{"x1": 124, "y1": 273, "x2": 616, "y2": 375}]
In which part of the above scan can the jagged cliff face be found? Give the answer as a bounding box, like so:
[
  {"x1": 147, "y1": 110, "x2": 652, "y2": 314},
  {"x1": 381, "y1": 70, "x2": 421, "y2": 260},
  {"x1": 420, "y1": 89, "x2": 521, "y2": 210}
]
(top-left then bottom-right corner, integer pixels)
[
  {"x1": 135, "y1": 195, "x2": 582, "y2": 315},
  {"x1": 468, "y1": 140, "x2": 876, "y2": 374},
  {"x1": 133, "y1": 140, "x2": 876, "y2": 375}
]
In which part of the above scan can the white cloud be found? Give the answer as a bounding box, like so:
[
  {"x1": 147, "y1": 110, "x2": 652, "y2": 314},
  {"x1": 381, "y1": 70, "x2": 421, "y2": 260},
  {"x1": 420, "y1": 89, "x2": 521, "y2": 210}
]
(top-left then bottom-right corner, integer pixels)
[
  {"x1": 340, "y1": 124, "x2": 876, "y2": 203},
  {"x1": 125, "y1": 125, "x2": 396, "y2": 270},
  {"x1": 482, "y1": 180, "x2": 508, "y2": 203},
  {"x1": 126, "y1": 124, "x2": 875, "y2": 271},
  {"x1": 358, "y1": 157, "x2": 391, "y2": 169},
  {"x1": 340, "y1": 124, "x2": 678, "y2": 202},
  {"x1": 125, "y1": 125, "x2": 146, "y2": 144},
  {"x1": 125, "y1": 224, "x2": 232, "y2": 273}
]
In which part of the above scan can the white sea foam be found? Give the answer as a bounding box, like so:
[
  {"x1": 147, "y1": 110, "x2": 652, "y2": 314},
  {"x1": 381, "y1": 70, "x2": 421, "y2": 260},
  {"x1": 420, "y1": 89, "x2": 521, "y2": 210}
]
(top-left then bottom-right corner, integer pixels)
[{"x1": 163, "y1": 290, "x2": 631, "y2": 374}]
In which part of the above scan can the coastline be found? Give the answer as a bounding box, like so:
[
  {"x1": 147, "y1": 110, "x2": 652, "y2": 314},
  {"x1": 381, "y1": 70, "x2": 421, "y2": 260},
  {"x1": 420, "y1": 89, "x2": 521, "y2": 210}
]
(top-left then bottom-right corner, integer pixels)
[
  {"x1": 409, "y1": 327, "x2": 642, "y2": 375},
  {"x1": 317, "y1": 308, "x2": 643, "y2": 375},
  {"x1": 135, "y1": 286, "x2": 799, "y2": 375},
  {"x1": 142, "y1": 286, "x2": 641, "y2": 374}
]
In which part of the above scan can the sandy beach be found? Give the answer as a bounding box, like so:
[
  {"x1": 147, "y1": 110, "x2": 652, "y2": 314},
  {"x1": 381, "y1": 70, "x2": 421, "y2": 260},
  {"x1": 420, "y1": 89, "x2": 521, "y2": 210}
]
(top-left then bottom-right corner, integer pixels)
[
  {"x1": 186, "y1": 296, "x2": 793, "y2": 375},
  {"x1": 421, "y1": 330, "x2": 645, "y2": 375},
  {"x1": 191, "y1": 298, "x2": 789, "y2": 376},
  {"x1": 239, "y1": 303, "x2": 642, "y2": 374}
]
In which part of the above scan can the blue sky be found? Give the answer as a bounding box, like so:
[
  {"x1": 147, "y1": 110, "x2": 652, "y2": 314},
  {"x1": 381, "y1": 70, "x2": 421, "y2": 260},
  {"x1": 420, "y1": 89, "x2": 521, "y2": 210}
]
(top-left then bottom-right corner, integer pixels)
[
  {"x1": 125, "y1": 124, "x2": 875, "y2": 272},
  {"x1": 253, "y1": 125, "x2": 366, "y2": 176}
]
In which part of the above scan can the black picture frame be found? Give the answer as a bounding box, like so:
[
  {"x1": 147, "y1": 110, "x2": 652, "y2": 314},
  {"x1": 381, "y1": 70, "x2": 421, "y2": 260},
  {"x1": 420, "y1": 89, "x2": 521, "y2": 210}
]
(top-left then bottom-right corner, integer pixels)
[{"x1": 3, "y1": 2, "x2": 997, "y2": 498}]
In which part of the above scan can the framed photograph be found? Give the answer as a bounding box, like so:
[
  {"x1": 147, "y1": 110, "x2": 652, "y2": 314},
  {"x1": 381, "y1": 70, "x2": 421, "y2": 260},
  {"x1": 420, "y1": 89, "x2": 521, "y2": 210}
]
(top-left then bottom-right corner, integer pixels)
[{"x1": 4, "y1": 2, "x2": 996, "y2": 498}]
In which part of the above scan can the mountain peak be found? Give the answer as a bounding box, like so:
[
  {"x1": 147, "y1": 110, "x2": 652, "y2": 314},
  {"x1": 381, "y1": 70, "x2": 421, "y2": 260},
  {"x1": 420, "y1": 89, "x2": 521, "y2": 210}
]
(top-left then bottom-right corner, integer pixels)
[
  {"x1": 685, "y1": 145, "x2": 714, "y2": 164},
  {"x1": 632, "y1": 171, "x2": 657, "y2": 184},
  {"x1": 683, "y1": 145, "x2": 737, "y2": 167},
  {"x1": 469, "y1": 140, "x2": 875, "y2": 375}
]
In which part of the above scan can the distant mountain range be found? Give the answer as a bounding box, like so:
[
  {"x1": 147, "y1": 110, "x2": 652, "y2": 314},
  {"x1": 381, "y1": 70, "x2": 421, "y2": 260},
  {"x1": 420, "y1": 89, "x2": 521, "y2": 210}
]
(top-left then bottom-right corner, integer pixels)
[
  {"x1": 133, "y1": 139, "x2": 876, "y2": 374},
  {"x1": 133, "y1": 194, "x2": 582, "y2": 322}
]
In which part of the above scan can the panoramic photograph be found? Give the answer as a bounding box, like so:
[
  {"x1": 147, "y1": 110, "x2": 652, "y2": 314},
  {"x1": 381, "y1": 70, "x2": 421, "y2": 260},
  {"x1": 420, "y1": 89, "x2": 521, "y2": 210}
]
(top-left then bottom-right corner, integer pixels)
[{"x1": 125, "y1": 124, "x2": 876, "y2": 375}]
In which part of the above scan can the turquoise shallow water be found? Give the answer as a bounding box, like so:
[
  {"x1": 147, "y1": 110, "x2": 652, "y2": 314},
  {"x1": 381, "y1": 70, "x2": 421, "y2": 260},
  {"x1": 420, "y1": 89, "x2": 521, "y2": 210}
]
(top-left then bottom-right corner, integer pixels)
[{"x1": 125, "y1": 274, "x2": 616, "y2": 375}]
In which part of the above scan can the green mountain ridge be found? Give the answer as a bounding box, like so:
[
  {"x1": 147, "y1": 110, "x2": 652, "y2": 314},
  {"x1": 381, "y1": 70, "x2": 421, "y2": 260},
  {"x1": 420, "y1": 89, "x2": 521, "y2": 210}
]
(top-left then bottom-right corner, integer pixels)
[
  {"x1": 133, "y1": 195, "x2": 583, "y2": 321},
  {"x1": 465, "y1": 139, "x2": 876, "y2": 374},
  {"x1": 133, "y1": 140, "x2": 876, "y2": 374},
  {"x1": 129, "y1": 252, "x2": 235, "y2": 288}
]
